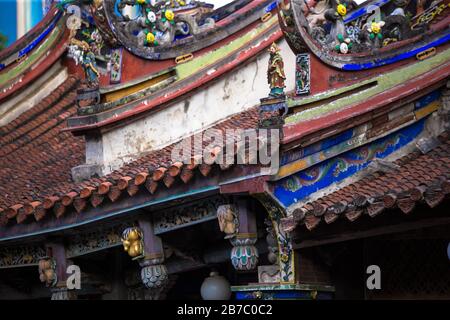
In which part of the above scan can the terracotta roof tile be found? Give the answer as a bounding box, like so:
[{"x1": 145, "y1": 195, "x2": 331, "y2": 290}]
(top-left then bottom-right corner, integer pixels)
[{"x1": 0, "y1": 81, "x2": 261, "y2": 228}]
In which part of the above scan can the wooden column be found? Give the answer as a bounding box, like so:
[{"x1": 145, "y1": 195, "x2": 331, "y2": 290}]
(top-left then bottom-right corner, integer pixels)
[
  {"x1": 138, "y1": 219, "x2": 164, "y2": 262},
  {"x1": 128, "y1": 219, "x2": 169, "y2": 299},
  {"x1": 45, "y1": 241, "x2": 77, "y2": 300},
  {"x1": 229, "y1": 198, "x2": 259, "y2": 271}
]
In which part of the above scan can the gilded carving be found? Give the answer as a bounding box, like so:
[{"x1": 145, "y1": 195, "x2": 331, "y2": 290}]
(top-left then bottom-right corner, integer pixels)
[{"x1": 121, "y1": 227, "x2": 145, "y2": 259}]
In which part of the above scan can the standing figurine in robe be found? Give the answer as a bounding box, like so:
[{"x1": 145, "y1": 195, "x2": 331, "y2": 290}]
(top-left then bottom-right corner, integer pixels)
[
  {"x1": 267, "y1": 42, "x2": 286, "y2": 97},
  {"x1": 80, "y1": 41, "x2": 100, "y2": 88}
]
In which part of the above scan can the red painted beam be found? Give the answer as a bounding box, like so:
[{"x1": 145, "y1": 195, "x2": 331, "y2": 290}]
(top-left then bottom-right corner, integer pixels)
[
  {"x1": 282, "y1": 60, "x2": 450, "y2": 145},
  {"x1": 0, "y1": 28, "x2": 70, "y2": 102},
  {"x1": 66, "y1": 29, "x2": 283, "y2": 133}
]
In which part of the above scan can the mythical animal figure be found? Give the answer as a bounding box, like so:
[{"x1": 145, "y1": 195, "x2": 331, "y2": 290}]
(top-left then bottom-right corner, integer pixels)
[
  {"x1": 267, "y1": 43, "x2": 286, "y2": 97},
  {"x1": 217, "y1": 205, "x2": 239, "y2": 239},
  {"x1": 38, "y1": 257, "x2": 57, "y2": 287}
]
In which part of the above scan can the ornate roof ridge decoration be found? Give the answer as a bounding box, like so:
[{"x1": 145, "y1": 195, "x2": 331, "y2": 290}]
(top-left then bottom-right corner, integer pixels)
[
  {"x1": 0, "y1": 5, "x2": 61, "y2": 66},
  {"x1": 280, "y1": 132, "x2": 450, "y2": 232},
  {"x1": 101, "y1": 0, "x2": 274, "y2": 60},
  {"x1": 0, "y1": 5, "x2": 70, "y2": 101},
  {"x1": 278, "y1": 0, "x2": 450, "y2": 70}
]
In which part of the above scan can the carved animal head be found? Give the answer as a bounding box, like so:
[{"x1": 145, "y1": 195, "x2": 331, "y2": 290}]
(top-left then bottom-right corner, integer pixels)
[
  {"x1": 38, "y1": 258, "x2": 57, "y2": 287},
  {"x1": 216, "y1": 205, "x2": 238, "y2": 235}
]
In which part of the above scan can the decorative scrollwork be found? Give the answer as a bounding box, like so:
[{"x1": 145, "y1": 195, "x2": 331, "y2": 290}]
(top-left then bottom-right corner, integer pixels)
[
  {"x1": 153, "y1": 196, "x2": 227, "y2": 234},
  {"x1": 0, "y1": 245, "x2": 46, "y2": 268},
  {"x1": 255, "y1": 194, "x2": 295, "y2": 284},
  {"x1": 66, "y1": 223, "x2": 127, "y2": 258}
]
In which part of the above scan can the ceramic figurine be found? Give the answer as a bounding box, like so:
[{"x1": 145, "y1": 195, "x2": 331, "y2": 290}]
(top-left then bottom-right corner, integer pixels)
[
  {"x1": 81, "y1": 44, "x2": 100, "y2": 88},
  {"x1": 71, "y1": 38, "x2": 100, "y2": 88},
  {"x1": 267, "y1": 43, "x2": 286, "y2": 98}
]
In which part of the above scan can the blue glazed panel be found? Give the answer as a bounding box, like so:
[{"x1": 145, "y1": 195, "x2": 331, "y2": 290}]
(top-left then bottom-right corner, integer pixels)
[
  {"x1": 235, "y1": 290, "x2": 334, "y2": 300},
  {"x1": 273, "y1": 119, "x2": 426, "y2": 207},
  {"x1": 342, "y1": 32, "x2": 450, "y2": 71}
]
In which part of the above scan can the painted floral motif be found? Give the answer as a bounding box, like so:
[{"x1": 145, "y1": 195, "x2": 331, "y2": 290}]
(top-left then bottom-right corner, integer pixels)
[{"x1": 257, "y1": 196, "x2": 295, "y2": 284}]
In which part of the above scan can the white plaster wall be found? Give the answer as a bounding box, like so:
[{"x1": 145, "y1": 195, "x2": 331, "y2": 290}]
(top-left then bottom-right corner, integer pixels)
[
  {"x1": 100, "y1": 39, "x2": 296, "y2": 173},
  {"x1": 0, "y1": 62, "x2": 68, "y2": 126}
]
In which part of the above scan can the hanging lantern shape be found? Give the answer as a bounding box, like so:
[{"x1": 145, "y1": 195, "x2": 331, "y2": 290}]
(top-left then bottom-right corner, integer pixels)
[{"x1": 200, "y1": 271, "x2": 232, "y2": 300}]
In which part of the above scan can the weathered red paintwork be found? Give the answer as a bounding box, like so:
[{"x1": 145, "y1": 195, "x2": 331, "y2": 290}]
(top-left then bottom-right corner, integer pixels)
[
  {"x1": 0, "y1": 27, "x2": 71, "y2": 103},
  {"x1": 97, "y1": 16, "x2": 275, "y2": 87},
  {"x1": 65, "y1": 29, "x2": 284, "y2": 134},
  {"x1": 283, "y1": 57, "x2": 450, "y2": 145}
]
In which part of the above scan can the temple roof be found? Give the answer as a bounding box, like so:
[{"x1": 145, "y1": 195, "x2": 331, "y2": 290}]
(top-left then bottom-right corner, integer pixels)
[
  {"x1": 0, "y1": 80, "x2": 260, "y2": 227},
  {"x1": 280, "y1": 132, "x2": 450, "y2": 232},
  {"x1": 0, "y1": 76, "x2": 83, "y2": 209}
]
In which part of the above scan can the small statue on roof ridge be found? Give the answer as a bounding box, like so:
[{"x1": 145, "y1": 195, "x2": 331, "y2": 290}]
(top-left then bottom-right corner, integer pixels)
[{"x1": 267, "y1": 42, "x2": 287, "y2": 98}]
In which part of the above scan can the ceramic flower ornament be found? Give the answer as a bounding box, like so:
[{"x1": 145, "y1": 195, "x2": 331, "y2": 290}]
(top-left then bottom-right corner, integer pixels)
[
  {"x1": 165, "y1": 10, "x2": 175, "y2": 21},
  {"x1": 147, "y1": 11, "x2": 156, "y2": 23},
  {"x1": 335, "y1": 33, "x2": 353, "y2": 54},
  {"x1": 144, "y1": 30, "x2": 158, "y2": 46},
  {"x1": 368, "y1": 21, "x2": 385, "y2": 40},
  {"x1": 337, "y1": 3, "x2": 347, "y2": 16}
]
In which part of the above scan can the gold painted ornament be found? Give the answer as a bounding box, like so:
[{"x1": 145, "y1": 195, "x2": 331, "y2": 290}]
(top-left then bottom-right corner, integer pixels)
[{"x1": 121, "y1": 227, "x2": 144, "y2": 259}]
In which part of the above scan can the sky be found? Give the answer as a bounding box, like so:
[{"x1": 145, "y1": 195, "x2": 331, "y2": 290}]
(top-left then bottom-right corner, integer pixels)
[{"x1": 207, "y1": 0, "x2": 235, "y2": 9}]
